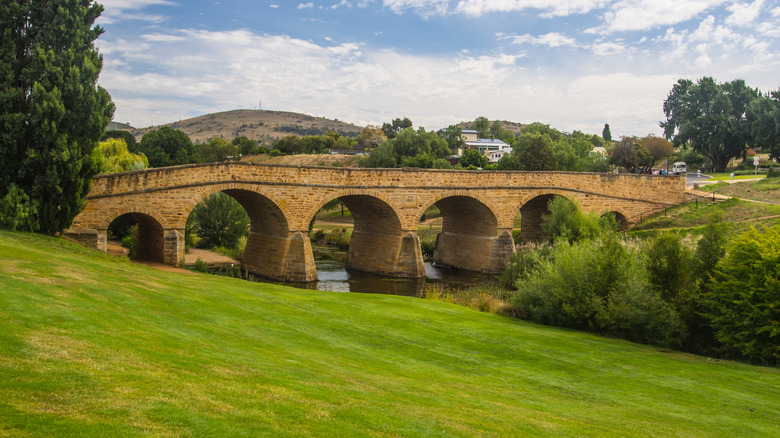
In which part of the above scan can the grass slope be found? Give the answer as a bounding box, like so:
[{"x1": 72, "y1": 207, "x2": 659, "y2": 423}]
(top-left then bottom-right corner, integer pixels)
[{"x1": 1, "y1": 231, "x2": 778, "y2": 437}]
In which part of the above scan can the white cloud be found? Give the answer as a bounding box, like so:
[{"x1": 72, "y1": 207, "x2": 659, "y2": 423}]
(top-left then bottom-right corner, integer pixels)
[
  {"x1": 99, "y1": 28, "x2": 678, "y2": 136},
  {"x1": 298, "y1": 2, "x2": 315, "y2": 9},
  {"x1": 98, "y1": 0, "x2": 176, "y2": 23},
  {"x1": 590, "y1": 0, "x2": 728, "y2": 33},
  {"x1": 725, "y1": 0, "x2": 764, "y2": 26},
  {"x1": 381, "y1": 0, "x2": 450, "y2": 16},
  {"x1": 499, "y1": 32, "x2": 578, "y2": 47},
  {"x1": 455, "y1": 0, "x2": 607, "y2": 17}
]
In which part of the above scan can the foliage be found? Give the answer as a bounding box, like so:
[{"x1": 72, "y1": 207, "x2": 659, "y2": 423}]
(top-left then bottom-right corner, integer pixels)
[
  {"x1": 273, "y1": 132, "x2": 351, "y2": 155},
  {"x1": 361, "y1": 127, "x2": 450, "y2": 168},
  {"x1": 201, "y1": 137, "x2": 239, "y2": 162},
  {"x1": 748, "y1": 90, "x2": 780, "y2": 160},
  {"x1": 472, "y1": 116, "x2": 490, "y2": 138},
  {"x1": 498, "y1": 244, "x2": 553, "y2": 290},
  {"x1": 92, "y1": 138, "x2": 148, "y2": 174},
  {"x1": 515, "y1": 135, "x2": 558, "y2": 170},
  {"x1": 610, "y1": 137, "x2": 653, "y2": 173},
  {"x1": 121, "y1": 224, "x2": 138, "y2": 259},
  {"x1": 102, "y1": 130, "x2": 138, "y2": 153},
  {"x1": 511, "y1": 236, "x2": 684, "y2": 347},
  {"x1": 356, "y1": 125, "x2": 387, "y2": 150},
  {"x1": 458, "y1": 149, "x2": 488, "y2": 168},
  {"x1": 0, "y1": 184, "x2": 38, "y2": 232},
  {"x1": 693, "y1": 212, "x2": 727, "y2": 285},
  {"x1": 641, "y1": 135, "x2": 674, "y2": 162},
  {"x1": 662, "y1": 77, "x2": 760, "y2": 172},
  {"x1": 602, "y1": 123, "x2": 612, "y2": 142},
  {"x1": 541, "y1": 196, "x2": 612, "y2": 243},
  {"x1": 232, "y1": 136, "x2": 258, "y2": 155},
  {"x1": 189, "y1": 192, "x2": 249, "y2": 250},
  {"x1": 438, "y1": 125, "x2": 465, "y2": 152},
  {"x1": 381, "y1": 117, "x2": 412, "y2": 139},
  {"x1": 431, "y1": 158, "x2": 452, "y2": 169},
  {"x1": 0, "y1": 0, "x2": 115, "y2": 234},
  {"x1": 645, "y1": 232, "x2": 692, "y2": 308},
  {"x1": 192, "y1": 257, "x2": 210, "y2": 273},
  {"x1": 703, "y1": 225, "x2": 780, "y2": 365},
  {"x1": 496, "y1": 153, "x2": 521, "y2": 170},
  {"x1": 139, "y1": 127, "x2": 200, "y2": 167}
]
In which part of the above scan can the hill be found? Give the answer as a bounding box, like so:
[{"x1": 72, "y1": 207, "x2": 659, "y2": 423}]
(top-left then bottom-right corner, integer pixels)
[
  {"x1": 124, "y1": 109, "x2": 364, "y2": 144},
  {"x1": 1, "y1": 230, "x2": 778, "y2": 436}
]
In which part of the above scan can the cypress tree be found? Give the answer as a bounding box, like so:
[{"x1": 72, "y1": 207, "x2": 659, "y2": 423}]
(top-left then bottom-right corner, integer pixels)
[
  {"x1": 602, "y1": 123, "x2": 612, "y2": 142},
  {"x1": 0, "y1": 0, "x2": 114, "y2": 234}
]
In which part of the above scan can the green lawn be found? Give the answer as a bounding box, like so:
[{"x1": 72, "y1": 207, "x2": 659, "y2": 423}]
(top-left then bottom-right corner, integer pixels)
[{"x1": 1, "y1": 231, "x2": 778, "y2": 437}]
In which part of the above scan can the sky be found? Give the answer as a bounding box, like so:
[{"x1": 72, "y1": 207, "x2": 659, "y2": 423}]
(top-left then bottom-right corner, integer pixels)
[{"x1": 95, "y1": 0, "x2": 780, "y2": 137}]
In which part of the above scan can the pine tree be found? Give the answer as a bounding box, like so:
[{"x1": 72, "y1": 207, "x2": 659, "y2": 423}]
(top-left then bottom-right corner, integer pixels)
[{"x1": 0, "y1": 0, "x2": 114, "y2": 234}]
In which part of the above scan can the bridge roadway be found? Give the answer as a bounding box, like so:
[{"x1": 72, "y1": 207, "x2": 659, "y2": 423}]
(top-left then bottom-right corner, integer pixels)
[{"x1": 66, "y1": 162, "x2": 687, "y2": 282}]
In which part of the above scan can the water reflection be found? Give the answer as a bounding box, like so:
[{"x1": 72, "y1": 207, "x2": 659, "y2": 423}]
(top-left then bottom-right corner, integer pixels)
[{"x1": 276, "y1": 252, "x2": 497, "y2": 296}]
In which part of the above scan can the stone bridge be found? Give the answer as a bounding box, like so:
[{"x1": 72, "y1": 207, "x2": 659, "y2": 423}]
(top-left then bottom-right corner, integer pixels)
[{"x1": 66, "y1": 162, "x2": 686, "y2": 282}]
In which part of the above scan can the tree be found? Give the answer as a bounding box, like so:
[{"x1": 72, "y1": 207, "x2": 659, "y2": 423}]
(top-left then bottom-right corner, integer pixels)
[
  {"x1": 189, "y1": 192, "x2": 249, "y2": 250},
  {"x1": 602, "y1": 124, "x2": 612, "y2": 142},
  {"x1": 515, "y1": 135, "x2": 558, "y2": 171},
  {"x1": 92, "y1": 138, "x2": 148, "y2": 174},
  {"x1": 357, "y1": 125, "x2": 387, "y2": 150},
  {"x1": 641, "y1": 135, "x2": 674, "y2": 162},
  {"x1": 646, "y1": 232, "x2": 693, "y2": 308},
  {"x1": 496, "y1": 153, "x2": 521, "y2": 170},
  {"x1": 473, "y1": 116, "x2": 490, "y2": 138},
  {"x1": 439, "y1": 125, "x2": 465, "y2": 152},
  {"x1": 0, "y1": 0, "x2": 114, "y2": 234},
  {"x1": 232, "y1": 136, "x2": 258, "y2": 155},
  {"x1": 748, "y1": 90, "x2": 780, "y2": 160},
  {"x1": 661, "y1": 77, "x2": 759, "y2": 172},
  {"x1": 102, "y1": 130, "x2": 138, "y2": 153},
  {"x1": 459, "y1": 149, "x2": 488, "y2": 168},
  {"x1": 610, "y1": 137, "x2": 652, "y2": 173},
  {"x1": 704, "y1": 225, "x2": 780, "y2": 365},
  {"x1": 200, "y1": 137, "x2": 239, "y2": 162},
  {"x1": 139, "y1": 127, "x2": 200, "y2": 167},
  {"x1": 381, "y1": 117, "x2": 412, "y2": 139}
]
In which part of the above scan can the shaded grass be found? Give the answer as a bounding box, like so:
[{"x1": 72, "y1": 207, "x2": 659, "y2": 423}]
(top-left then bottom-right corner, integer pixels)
[{"x1": 1, "y1": 231, "x2": 779, "y2": 437}]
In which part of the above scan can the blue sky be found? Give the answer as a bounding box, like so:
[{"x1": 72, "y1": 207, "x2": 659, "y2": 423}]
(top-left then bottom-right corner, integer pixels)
[{"x1": 96, "y1": 0, "x2": 780, "y2": 137}]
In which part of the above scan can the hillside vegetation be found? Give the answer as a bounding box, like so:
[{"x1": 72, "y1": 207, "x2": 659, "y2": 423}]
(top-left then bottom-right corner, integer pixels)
[
  {"x1": 127, "y1": 109, "x2": 363, "y2": 144},
  {"x1": 1, "y1": 230, "x2": 778, "y2": 437}
]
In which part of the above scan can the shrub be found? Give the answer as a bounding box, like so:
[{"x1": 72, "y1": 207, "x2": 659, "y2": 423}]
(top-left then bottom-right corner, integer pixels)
[
  {"x1": 121, "y1": 225, "x2": 139, "y2": 259},
  {"x1": 420, "y1": 239, "x2": 435, "y2": 259},
  {"x1": 193, "y1": 257, "x2": 209, "y2": 273},
  {"x1": 190, "y1": 192, "x2": 249, "y2": 250},
  {"x1": 703, "y1": 225, "x2": 780, "y2": 365},
  {"x1": 541, "y1": 196, "x2": 612, "y2": 243},
  {"x1": 511, "y1": 235, "x2": 684, "y2": 347}
]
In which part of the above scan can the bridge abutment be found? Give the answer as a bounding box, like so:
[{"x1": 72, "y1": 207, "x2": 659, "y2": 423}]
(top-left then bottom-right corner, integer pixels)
[
  {"x1": 64, "y1": 227, "x2": 107, "y2": 252},
  {"x1": 347, "y1": 230, "x2": 425, "y2": 278},
  {"x1": 243, "y1": 231, "x2": 317, "y2": 282}
]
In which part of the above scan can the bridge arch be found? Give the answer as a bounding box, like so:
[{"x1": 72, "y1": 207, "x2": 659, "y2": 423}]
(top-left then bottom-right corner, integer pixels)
[
  {"x1": 106, "y1": 211, "x2": 166, "y2": 263},
  {"x1": 307, "y1": 190, "x2": 424, "y2": 278},
  {"x1": 518, "y1": 192, "x2": 568, "y2": 244},
  {"x1": 421, "y1": 193, "x2": 514, "y2": 274}
]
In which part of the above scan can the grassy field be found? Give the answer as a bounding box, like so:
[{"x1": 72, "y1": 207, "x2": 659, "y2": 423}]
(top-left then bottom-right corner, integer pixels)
[
  {"x1": 698, "y1": 178, "x2": 780, "y2": 204},
  {"x1": 1, "y1": 231, "x2": 778, "y2": 437}
]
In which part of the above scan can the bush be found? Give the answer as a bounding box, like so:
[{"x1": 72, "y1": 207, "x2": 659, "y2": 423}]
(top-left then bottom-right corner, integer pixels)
[
  {"x1": 541, "y1": 196, "x2": 613, "y2": 243},
  {"x1": 189, "y1": 193, "x2": 249, "y2": 250},
  {"x1": 121, "y1": 225, "x2": 139, "y2": 259},
  {"x1": 703, "y1": 225, "x2": 780, "y2": 365},
  {"x1": 420, "y1": 239, "x2": 435, "y2": 259},
  {"x1": 511, "y1": 235, "x2": 684, "y2": 347}
]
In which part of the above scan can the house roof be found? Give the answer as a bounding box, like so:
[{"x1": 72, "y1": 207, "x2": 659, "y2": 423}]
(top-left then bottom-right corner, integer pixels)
[
  {"x1": 462, "y1": 129, "x2": 479, "y2": 134},
  {"x1": 464, "y1": 139, "x2": 509, "y2": 147}
]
